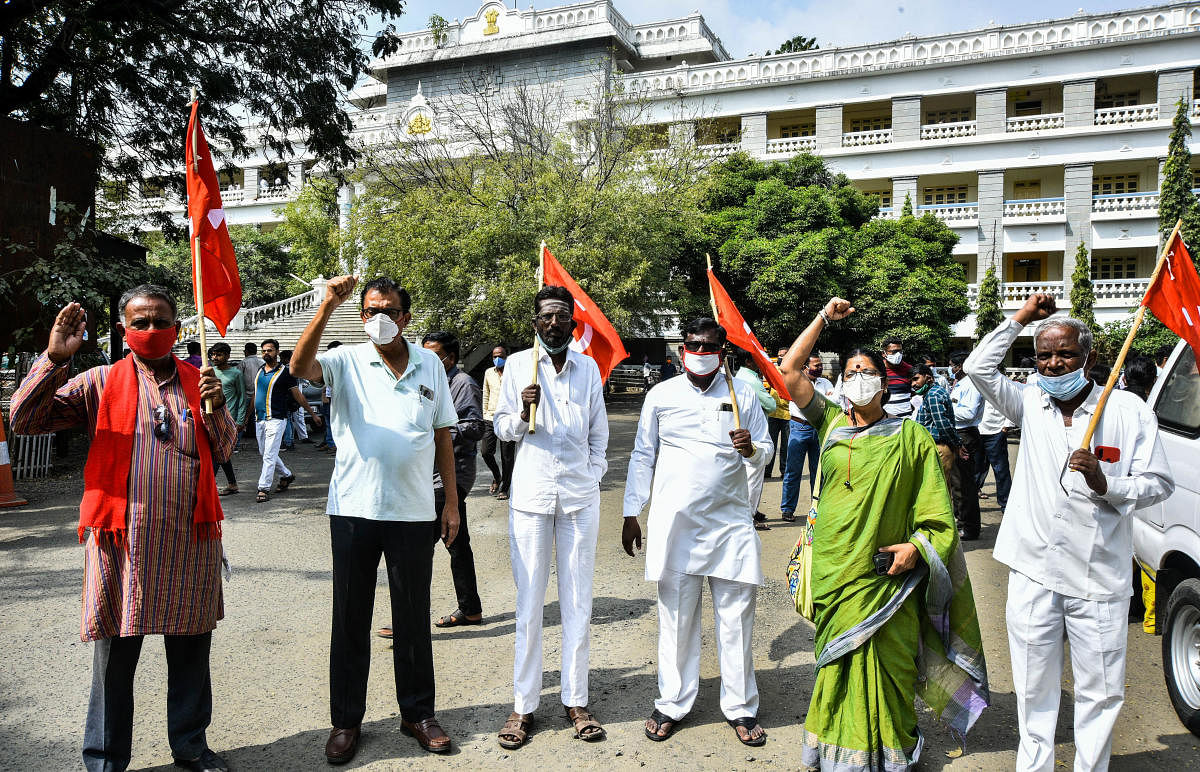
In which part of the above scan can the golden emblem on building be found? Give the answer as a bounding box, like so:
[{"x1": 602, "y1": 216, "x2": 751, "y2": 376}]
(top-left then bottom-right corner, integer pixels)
[
  {"x1": 408, "y1": 113, "x2": 432, "y2": 135},
  {"x1": 484, "y1": 8, "x2": 500, "y2": 35}
]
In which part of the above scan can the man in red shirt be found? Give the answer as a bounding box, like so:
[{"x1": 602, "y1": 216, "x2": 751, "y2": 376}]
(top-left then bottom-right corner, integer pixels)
[{"x1": 882, "y1": 338, "x2": 914, "y2": 418}]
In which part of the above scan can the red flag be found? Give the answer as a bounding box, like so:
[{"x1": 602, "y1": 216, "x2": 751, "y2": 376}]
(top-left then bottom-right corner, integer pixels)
[
  {"x1": 1143, "y1": 231, "x2": 1200, "y2": 357},
  {"x1": 540, "y1": 245, "x2": 629, "y2": 382},
  {"x1": 707, "y1": 267, "x2": 792, "y2": 401},
  {"x1": 185, "y1": 101, "x2": 241, "y2": 336}
]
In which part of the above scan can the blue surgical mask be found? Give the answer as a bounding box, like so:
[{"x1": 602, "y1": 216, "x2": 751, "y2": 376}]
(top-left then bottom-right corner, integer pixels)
[
  {"x1": 1037, "y1": 367, "x2": 1089, "y2": 401},
  {"x1": 493, "y1": 356, "x2": 506, "y2": 368},
  {"x1": 536, "y1": 332, "x2": 572, "y2": 356}
]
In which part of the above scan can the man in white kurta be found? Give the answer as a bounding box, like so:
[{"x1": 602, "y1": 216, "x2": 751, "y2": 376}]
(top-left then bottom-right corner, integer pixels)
[
  {"x1": 964, "y1": 293, "x2": 1173, "y2": 772},
  {"x1": 493, "y1": 286, "x2": 609, "y2": 745},
  {"x1": 623, "y1": 319, "x2": 772, "y2": 744}
]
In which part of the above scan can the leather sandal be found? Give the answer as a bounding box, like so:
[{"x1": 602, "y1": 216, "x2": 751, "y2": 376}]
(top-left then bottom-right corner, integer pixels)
[
  {"x1": 566, "y1": 706, "x2": 606, "y2": 742},
  {"x1": 277, "y1": 474, "x2": 296, "y2": 491},
  {"x1": 644, "y1": 708, "x2": 684, "y2": 742},
  {"x1": 498, "y1": 712, "x2": 533, "y2": 749},
  {"x1": 728, "y1": 716, "x2": 767, "y2": 747},
  {"x1": 435, "y1": 609, "x2": 483, "y2": 628},
  {"x1": 256, "y1": 490, "x2": 270, "y2": 503}
]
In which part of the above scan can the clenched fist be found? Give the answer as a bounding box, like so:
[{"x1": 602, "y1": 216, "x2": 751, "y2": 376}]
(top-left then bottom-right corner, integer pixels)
[{"x1": 323, "y1": 275, "x2": 359, "y2": 309}]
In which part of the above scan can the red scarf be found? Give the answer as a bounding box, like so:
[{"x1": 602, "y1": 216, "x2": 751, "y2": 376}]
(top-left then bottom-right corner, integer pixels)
[{"x1": 79, "y1": 353, "x2": 223, "y2": 547}]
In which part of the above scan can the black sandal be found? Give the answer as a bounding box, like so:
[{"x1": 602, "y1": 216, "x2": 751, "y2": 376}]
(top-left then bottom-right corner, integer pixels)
[
  {"x1": 644, "y1": 709, "x2": 684, "y2": 742},
  {"x1": 435, "y1": 609, "x2": 483, "y2": 628},
  {"x1": 781, "y1": 511, "x2": 797, "y2": 523},
  {"x1": 728, "y1": 716, "x2": 766, "y2": 747}
]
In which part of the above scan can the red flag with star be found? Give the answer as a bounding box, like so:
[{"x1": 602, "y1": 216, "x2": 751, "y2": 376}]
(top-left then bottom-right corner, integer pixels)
[
  {"x1": 1143, "y1": 230, "x2": 1200, "y2": 357},
  {"x1": 540, "y1": 244, "x2": 629, "y2": 382},
  {"x1": 707, "y1": 266, "x2": 792, "y2": 401},
  {"x1": 185, "y1": 100, "x2": 241, "y2": 336}
]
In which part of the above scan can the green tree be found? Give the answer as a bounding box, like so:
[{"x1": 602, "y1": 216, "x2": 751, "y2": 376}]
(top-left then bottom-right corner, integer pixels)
[
  {"x1": 900, "y1": 192, "x2": 914, "y2": 218},
  {"x1": 428, "y1": 13, "x2": 449, "y2": 46},
  {"x1": 1159, "y1": 97, "x2": 1200, "y2": 246},
  {"x1": 1, "y1": 1, "x2": 406, "y2": 197},
  {"x1": 974, "y1": 262, "x2": 1003, "y2": 340},
  {"x1": 274, "y1": 178, "x2": 344, "y2": 280},
  {"x1": 771, "y1": 35, "x2": 819, "y2": 54},
  {"x1": 1096, "y1": 311, "x2": 1178, "y2": 359},
  {"x1": 690, "y1": 154, "x2": 967, "y2": 352},
  {"x1": 1069, "y1": 242, "x2": 1098, "y2": 333},
  {"x1": 349, "y1": 73, "x2": 708, "y2": 347}
]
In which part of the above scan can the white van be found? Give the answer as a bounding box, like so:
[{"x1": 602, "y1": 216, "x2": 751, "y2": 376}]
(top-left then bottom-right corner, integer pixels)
[{"x1": 1133, "y1": 339, "x2": 1200, "y2": 736}]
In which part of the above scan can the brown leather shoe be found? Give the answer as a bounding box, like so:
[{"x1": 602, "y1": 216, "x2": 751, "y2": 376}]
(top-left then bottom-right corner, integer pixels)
[
  {"x1": 402, "y1": 717, "x2": 452, "y2": 753},
  {"x1": 325, "y1": 726, "x2": 360, "y2": 765}
]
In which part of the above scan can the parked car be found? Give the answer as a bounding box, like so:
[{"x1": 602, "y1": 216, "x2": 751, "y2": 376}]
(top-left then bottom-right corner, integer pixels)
[{"x1": 1133, "y1": 339, "x2": 1200, "y2": 736}]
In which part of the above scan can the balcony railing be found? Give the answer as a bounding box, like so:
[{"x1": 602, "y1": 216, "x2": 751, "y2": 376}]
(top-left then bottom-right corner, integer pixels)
[
  {"x1": 765, "y1": 137, "x2": 817, "y2": 154},
  {"x1": 920, "y1": 121, "x2": 976, "y2": 140},
  {"x1": 841, "y1": 128, "x2": 892, "y2": 147},
  {"x1": 1003, "y1": 197, "x2": 1066, "y2": 218},
  {"x1": 697, "y1": 142, "x2": 739, "y2": 158},
  {"x1": 1092, "y1": 191, "x2": 1159, "y2": 214},
  {"x1": 1006, "y1": 113, "x2": 1065, "y2": 132},
  {"x1": 221, "y1": 187, "x2": 245, "y2": 204},
  {"x1": 916, "y1": 202, "x2": 979, "y2": 222},
  {"x1": 1002, "y1": 281, "x2": 1065, "y2": 303},
  {"x1": 1094, "y1": 104, "x2": 1159, "y2": 125},
  {"x1": 1193, "y1": 99, "x2": 1200, "y2": 119},
  {"x1": 257, "y1": 184, "x2": 294, "y2": 202},
  {"x1": 1093, "y1": 278, "x2": 1150, "y2": 303},
  {"x1": 964, "y1": 278, "x2": 1149, "y2": 310}
]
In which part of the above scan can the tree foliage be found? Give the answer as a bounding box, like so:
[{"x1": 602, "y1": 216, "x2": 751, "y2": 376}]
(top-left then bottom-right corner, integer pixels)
[
  {"x1": 1160, "y1": 97, "x2": 1200, "y2": 246},
  {"x1": 349, "y1": 71, "x2": 712, "y2": 349},
  {"x1": 686, "y1": 154, "x2": 968, "y2": 352},
  {"x1": 273, "y1": 178, "x2": 345, "y2": 280},
  {"x1": 974, "y1": 262, "x2": 1003, "y2": 340},
  {"x1": 771, "y1": 35, "x2": 819, "y2": 54},
  {"x1": 1069, "y1": 242, "x2": 1098, "y2": 334},
  {"x1": 1096, "y1": 310, "x2": 1178, "y2": 360},
  {"x1": 1, "y1": 1, "x2": 405, "y2": 200}
]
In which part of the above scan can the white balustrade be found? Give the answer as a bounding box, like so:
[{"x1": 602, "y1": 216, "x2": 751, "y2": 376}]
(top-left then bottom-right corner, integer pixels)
[
  {"x1": 1092, "y1": 277, "x2": 1151, "y2": 302},
  {"x1": 917, "y1": 203, "x2": 979, "y2": 222},
  {"x1": 1091, "y1": 191, "x2": 1160, "y2": 214},
  {"x1": 1003, "y1": 198, "x2": 1066, "y2": 218},
  {"x1": 1193, "y1": 99, "x2": 1200, "y2": 119},
  {"x1": 697, "y1": 142, "x2": 739, "y2": 158},
  {"x1": 257, "y1": 184, "x2": 293, "y2": 202},
  {"x1": 241, "y1": 289, "x2": 320, "y2": 329},
  {"x1": 1002, "y1": 281, "x2": 1065, "y2": 303},
  {"x1": 1006, "y1": 113, "x2": 1066, "y2": 132},
  {"x1": 221, "y1": 187, "x2": 244, "y2": 204},
  {"x1": 841, "y1": 129, "x2": 893, "y2": 147},
  {"x1": 920, "y1": 121, "x2": 977, "y2": 140},
  {"x1": 765, "y1": 137, "x2": 817, "y2": 154},
  {"x1": 966, "y1": 283, "x2": 979, "y2": 303},
  {"x1": 1093, "y1": 104, "x2": 1159, "y2": 125}
]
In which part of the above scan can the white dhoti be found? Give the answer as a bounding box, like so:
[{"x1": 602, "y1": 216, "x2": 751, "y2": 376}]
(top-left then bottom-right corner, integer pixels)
[
  {"x1": 509, "y1": 498, "x2": 599, "y2": 714},
  {"x1": 1006, "y1": 569, "x2": 1129, "y2": 772},
  {"x1": 655, "y1": 567, "x2": 759, "y2": 721},
  {"x1": 745, "y1": 457, "x2": 766, "y2": 512}
]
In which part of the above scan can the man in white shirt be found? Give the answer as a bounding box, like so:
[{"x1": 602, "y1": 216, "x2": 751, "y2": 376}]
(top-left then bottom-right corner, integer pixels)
[
  {"x1": 493, "y1": 285, "x2": 610, "y2": 749},
  {"x1": 949, "y1": 350, "x2": 984, "y2": 540},
  {"x1": 965, "y1": 293, "x2": 1174, "y2": 772},
  {"x1": 623, "y1": 317, "x2": 772, "y2": 747},
  {"x1": 780, "y1": 354, "x2": 834, "y2": 522}
]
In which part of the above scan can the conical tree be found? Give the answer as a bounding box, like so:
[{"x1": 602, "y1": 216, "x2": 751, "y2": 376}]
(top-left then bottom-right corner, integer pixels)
[
  {"x1": 900, "y1": 192, "x2": 914, "y2": 218},
  {"x1": 1160, "y1": 97, "x2": 1200, "y2": 246},
  {"x1": 1070, "y1": 243, "x2": 1098, "y2": 333},
  {"x1": 974, "y1": 262, "x2": 1003, "y2": 340}
]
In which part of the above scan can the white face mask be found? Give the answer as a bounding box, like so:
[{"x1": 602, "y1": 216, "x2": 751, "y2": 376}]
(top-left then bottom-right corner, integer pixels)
[
  {"x1": 364, "y1": 313, "x2": 400, "y2": 345},
  {"x1": 682, "y1": 350, "x2": 721, "y2": 376},
  {"x1": 885, "y1": 352, "x2": 903, "y2": 366},
  {"x1": 844, "y1": 373, "x2": 884, "y2": 407}
]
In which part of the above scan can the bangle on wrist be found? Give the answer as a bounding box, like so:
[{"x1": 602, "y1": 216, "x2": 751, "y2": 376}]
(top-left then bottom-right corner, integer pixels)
[{"x1": 818, "y1": 309, "x2": 832, "y2": 324}]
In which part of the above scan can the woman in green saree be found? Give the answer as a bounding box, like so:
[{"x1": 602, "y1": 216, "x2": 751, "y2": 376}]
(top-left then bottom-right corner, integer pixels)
[{"x1": 781, "y1": 298, "x2": 989, "y2": 771}]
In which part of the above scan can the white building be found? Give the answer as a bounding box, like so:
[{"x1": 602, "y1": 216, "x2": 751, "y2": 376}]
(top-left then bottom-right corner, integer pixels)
[{"x1": 138, "y1": 1, "x2": 1200, "y2": 342}]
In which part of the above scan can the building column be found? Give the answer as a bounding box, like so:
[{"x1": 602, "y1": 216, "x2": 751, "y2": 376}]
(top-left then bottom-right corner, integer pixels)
[
  {"x1": 815, "y1": 105, "x2": 843, "y2": 151},
  {"x1": 1063, "y1": 79, "x2": 1096, "y2": 128},
  {"x1": 1063, "y1": 162, "x2": 1094, "y2": 280},
  {"x1": 975, "y1": 88, "x2": 1007, "y2": 135},
  {"x1": 891, "y1": 176, "x2": 918, "y2": 214},
  {"x1": 243, "y1": 167, "x2": 260, "y2": 200},
  {"x1": 669, "y1": 121, "x2": 696, "y2": 149},
  {"x1": 977, "y1": 170, "x2": 1005, "y2": 282},
  {"x1": 288, "y1": 161, "x2": 304, "y2": 192},
  {"x1": 891, "y1": 96, "x2": 921, "y2": 143},
  {"x1": 1157, "y1": 68, "x2": 1195, "y2": 117},
  {"x1": 740, "y1": 113, "x2": 767, "y2": 157}
]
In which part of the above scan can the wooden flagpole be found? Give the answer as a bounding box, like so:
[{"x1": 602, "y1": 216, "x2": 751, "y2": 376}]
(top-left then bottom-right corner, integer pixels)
[
  {"x1": 528, "y1": 241, "x2": 546, "y2": 434},
  {"x1": 1079, "y1": 218, "x2": 1182, "y2": 449},
  {"x1": 706, "y1": 254, "x2": 742, "y2": 431},
  {"x1": 190, "y1": 88, "x2": 213, "y2": 414}
]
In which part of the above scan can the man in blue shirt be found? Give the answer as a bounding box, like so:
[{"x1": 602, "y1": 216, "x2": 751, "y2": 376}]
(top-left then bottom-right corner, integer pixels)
[
  {"x1": 912, "y1": 363, "x2": 962, "y2": 494},
  {"x1": 253, "y1": 339, "x2": 318, "y2": 502},
  {"x1": 290, "y1": 276, "x2": 460, "y2": 762}
]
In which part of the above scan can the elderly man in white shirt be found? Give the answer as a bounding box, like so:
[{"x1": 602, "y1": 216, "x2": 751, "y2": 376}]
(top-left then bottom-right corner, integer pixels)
[
  {"x1": 965, "y1": 293, "x2": 1174, "y2": 772},
  {"x1": 493, "y1": 285, "x2": 610, "y2": 749},
  {"x1": 623, "y1": 317, "x2": 772, "y2": 748}
]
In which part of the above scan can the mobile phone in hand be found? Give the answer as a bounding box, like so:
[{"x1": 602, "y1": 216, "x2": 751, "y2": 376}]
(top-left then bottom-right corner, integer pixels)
[{"x1": 872, "y1": 551, "x2": 894, "y2": 576}]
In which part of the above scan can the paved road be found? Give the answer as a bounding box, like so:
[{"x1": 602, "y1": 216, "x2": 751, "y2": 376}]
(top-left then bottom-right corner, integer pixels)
[{"x1": 1, "y1": 405, "x2": 1198, "y2": 770}]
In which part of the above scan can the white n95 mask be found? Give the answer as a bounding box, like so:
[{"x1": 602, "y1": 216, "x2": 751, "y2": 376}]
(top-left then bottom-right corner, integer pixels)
[
  {"x1": 364, "y1": 314, "x2": 399, "y2": 345},
  {"x1": 682, "y1": 350, "x2": 721, "y2": 376},
  {"x1": 844, "y1": 374, "x2": 884, "y2": 407}
]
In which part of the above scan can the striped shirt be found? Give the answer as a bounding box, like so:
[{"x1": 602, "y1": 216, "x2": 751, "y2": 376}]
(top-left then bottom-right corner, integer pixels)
[{"x1": 11, "y1": 354, "x2": 237, "y2": 641}]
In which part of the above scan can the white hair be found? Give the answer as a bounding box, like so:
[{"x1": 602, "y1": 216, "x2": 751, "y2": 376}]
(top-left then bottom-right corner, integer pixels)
[{"x1": 1034, "y1": 316, "x2": 1093, "y2": 355}]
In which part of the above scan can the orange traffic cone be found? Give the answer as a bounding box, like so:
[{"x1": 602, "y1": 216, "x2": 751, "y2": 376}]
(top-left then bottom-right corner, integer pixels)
[{"x1": 0, "y1": 415, "x2": 29, "y2": 508}]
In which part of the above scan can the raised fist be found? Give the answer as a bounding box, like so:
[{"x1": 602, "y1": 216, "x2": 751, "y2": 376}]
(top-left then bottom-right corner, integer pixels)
[
  {"x1": 823, "y1": 297, "x2": 855, "y2": 322},
  {"x1": 323, "y1": 275, "x2": 359, "y2": 309}
]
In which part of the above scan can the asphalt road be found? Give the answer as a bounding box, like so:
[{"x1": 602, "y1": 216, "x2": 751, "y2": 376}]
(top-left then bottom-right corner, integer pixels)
[{"x1": 1, "y1": 404, "x2": 1198, "y2": 770}]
